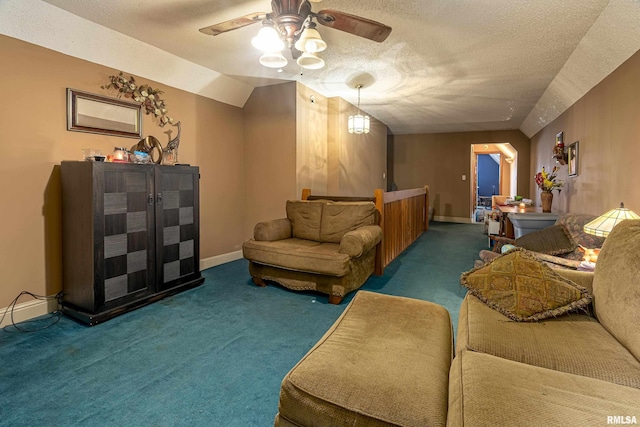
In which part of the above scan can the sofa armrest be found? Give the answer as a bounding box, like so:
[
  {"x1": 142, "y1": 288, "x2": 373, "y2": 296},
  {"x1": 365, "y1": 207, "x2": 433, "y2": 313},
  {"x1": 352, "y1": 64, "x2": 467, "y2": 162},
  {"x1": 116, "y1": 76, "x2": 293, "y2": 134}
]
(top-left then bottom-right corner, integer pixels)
[
  {"x1": 339, "y1": 225, "x2": 382, "y2": 257},
  {"x1": 479, "y1": 249, "x2": 582, "y2": 270},
  {"x1": 254, "y1": 218, "x2": 292, "y2": 241},
  {"x1": 555, "y1": 269, "x2": 595, "y2": 294}
]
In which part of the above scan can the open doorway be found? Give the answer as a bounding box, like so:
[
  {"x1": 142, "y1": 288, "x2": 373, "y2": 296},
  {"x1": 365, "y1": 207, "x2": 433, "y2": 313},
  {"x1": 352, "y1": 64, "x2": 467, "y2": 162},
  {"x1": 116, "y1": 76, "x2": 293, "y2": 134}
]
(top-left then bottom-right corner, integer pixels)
[
  {"x1": 470, "y1": 143, "x2": 518, "y2": 222},
  {"x1": 477, "y1": 153, "x2": 500, "y2": 202}
]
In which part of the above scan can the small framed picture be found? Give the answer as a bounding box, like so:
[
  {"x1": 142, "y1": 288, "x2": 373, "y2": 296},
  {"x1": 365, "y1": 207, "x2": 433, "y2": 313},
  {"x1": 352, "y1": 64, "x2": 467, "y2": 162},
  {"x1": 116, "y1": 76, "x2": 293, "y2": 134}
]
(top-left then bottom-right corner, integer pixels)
[
  {"x1": 556, "y1": 132, "x2": 564, "y2": 146},
  {"x1": 568, "y1": 141, "x2": 579, "y2": 177}
]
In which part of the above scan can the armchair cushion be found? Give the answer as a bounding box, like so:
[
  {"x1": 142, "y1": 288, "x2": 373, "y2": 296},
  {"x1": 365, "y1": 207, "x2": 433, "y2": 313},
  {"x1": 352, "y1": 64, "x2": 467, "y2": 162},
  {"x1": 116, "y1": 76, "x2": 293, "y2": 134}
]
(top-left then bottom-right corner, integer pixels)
[
  {"x1": 515, "y1": 224, "x2": 576, "y2": 256},
  {"x1": 339, "y1": 226, "x2": 382, "y2": 257},
  {"x1": 243, "y1": 239, "x2": 350, "y2": 276},
  {"x1": 286, "y1": 200, "x2": 323, "y2": 241},
  {"x1": 461, "y1": 248, "x2": 592, "y2": 321},
  {"x1": 320, "y1": 202, "x2": 378, "y2": 243},
  {"x1": 254, "y1": 218, "x2": 292, "y2": 241}
]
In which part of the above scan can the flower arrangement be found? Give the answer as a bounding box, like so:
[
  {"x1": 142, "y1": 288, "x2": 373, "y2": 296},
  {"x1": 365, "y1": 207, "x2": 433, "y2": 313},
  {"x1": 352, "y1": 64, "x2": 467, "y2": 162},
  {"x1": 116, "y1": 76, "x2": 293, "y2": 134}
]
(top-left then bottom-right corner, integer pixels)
[
  {"x1": 535, "y1": 166, "x2": 564, "y2": 192},
  {"x1": 102, "y1": 72, "x2": 175, "y2": 127}
]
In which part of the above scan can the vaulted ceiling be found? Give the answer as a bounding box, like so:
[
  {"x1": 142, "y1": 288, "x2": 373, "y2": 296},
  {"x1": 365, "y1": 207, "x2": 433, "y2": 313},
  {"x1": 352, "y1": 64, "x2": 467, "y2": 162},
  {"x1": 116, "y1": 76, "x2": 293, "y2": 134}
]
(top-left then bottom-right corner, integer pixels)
[{"x1": 35, "y1": 0, "x2": 640, "y2": 136}]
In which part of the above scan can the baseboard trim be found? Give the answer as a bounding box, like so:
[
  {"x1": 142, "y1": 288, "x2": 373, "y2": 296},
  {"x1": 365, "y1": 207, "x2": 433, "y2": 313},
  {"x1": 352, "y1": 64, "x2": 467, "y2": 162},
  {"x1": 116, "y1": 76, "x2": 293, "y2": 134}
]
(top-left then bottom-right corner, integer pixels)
[
  {"x1": 1, "y1": 252, "x2": 243, "y2": 327},
  {"x1": 0, "y1": 298, "x2": 59, "y2": 328},
  {"x1": 433, "y1": 216, "x2": 473, "y2": 224},
  {"x1": 200, "y1": 250, "x2": 243, "y2": 271}
]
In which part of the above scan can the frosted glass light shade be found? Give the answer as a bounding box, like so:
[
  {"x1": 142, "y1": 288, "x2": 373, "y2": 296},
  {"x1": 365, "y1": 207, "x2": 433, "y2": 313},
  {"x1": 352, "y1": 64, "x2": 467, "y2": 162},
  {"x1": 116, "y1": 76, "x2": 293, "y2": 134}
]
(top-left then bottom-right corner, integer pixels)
[
  {"x1": 583, "y1": 202, "x2": 640, "y2": 237},
  {"x1": 348, "y1": 114, "x2": 370, "y2": 134},
  {"x1": 259, "y1": 51, "x2": 288, "y2": 68},
  {"x1": 294, "y1": 27, "x2": 327, "y2": 53},
  {"x1": 252, "y1": 25, "x2": 284, "y2": 52},
  {"x1": 296, "y1": 52, "x2": 325, "y2": 69}
]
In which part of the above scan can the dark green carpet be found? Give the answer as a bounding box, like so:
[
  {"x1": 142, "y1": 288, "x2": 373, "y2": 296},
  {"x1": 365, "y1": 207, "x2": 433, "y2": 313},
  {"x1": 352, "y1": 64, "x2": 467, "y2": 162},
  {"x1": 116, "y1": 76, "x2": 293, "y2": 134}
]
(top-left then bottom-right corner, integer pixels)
[{"x1": 0, "y1": 222, "x2": 485, "y2": 426}]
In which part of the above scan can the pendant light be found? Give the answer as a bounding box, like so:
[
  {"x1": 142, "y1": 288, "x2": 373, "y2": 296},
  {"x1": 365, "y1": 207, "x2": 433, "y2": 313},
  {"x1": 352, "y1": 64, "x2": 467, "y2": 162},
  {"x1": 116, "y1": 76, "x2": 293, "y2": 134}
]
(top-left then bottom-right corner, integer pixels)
[{"x1": 348, "y1": 84, "x2": 370, "y2": 134}]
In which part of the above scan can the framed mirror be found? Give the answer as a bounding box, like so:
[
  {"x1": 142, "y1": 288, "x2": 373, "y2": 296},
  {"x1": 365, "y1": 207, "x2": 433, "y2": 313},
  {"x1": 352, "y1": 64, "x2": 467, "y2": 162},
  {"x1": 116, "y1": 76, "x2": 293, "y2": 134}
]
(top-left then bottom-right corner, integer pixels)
[{"x1": 67, "y1": 88, "x2": 142, "y2": 138}]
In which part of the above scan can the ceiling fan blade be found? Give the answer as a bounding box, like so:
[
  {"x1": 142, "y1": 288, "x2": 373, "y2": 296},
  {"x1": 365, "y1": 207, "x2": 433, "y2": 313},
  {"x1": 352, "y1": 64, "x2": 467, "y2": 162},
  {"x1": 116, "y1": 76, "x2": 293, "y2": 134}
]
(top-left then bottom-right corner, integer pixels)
[
  {"x1": 315, "y1": 9, "x2": 392, "y2": 43},
  {"x1": 199, "y1": 12, "x2": 267, "y2": 36}
]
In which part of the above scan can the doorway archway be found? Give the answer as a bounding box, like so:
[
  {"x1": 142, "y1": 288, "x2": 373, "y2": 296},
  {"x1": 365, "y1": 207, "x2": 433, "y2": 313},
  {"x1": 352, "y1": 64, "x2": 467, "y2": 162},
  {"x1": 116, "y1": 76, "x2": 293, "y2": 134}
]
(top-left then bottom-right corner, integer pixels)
[{"x1": 470, "y1": 143, "x2": 518, "y2": 222}]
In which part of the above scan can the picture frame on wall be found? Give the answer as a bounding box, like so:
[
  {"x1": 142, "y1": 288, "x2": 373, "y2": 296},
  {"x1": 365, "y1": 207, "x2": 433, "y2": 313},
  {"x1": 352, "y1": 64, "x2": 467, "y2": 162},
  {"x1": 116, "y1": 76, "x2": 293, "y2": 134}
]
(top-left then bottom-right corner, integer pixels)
[
  {"x1": 556, "y1": 131, "x2": 564, "y2": 146},
  {"x1": 568, "y1": 141, "x2": 579, "y2": 177},
  {"x1": 67, "y1": 88, "x2": 143, "y2": 138}
]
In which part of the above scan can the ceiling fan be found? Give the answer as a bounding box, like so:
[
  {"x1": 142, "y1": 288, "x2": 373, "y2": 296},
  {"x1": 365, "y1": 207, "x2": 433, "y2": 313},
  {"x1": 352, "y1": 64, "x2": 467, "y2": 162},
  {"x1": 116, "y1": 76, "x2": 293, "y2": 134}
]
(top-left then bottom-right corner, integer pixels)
[{"x1": 199, "y1": 0, "x2": 392, "y2": 69}]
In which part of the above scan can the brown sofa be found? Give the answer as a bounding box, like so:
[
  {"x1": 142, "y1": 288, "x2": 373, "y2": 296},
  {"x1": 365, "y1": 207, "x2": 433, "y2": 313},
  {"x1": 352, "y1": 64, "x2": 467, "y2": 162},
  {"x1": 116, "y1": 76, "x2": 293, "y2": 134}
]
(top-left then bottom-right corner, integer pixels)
[
  {"x1": 243, "y1": 199, "x2": 382, "y2": 304},
  {"x1": 273, "y1": 219, "x2": 640, "y2": 426},
  {"x1": 450, "y1": 219, "x2": 640, "y2": 425}
]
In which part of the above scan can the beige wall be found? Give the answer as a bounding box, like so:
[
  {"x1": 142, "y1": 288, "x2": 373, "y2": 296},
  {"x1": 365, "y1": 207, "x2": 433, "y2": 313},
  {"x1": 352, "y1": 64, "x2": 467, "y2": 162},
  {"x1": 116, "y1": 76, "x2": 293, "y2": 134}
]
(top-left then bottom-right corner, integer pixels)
[
  {"x1": 530, "y1": 49, "x2": 640, "y2": 216},
  {"x1": 243, "y1": 82, "x2": 298, "y2": 239},
  {"x1": 296, "y1": 82, "x2": 329, "y2": 196},
  {"x1": 393, "y1": 131, "x2": 530, "y2": 221},
  {"x1": 0, "y1": 35, "x2": 245, "y2": 307},
  {"x1": 327, "y1": 98, "x2": 387, "y2": 196}
]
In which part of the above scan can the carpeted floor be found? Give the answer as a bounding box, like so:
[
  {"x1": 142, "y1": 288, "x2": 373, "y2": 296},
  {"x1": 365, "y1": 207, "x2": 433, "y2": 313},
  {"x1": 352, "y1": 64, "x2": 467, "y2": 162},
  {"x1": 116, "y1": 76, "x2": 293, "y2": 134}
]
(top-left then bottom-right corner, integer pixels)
[{"x1": 0, "y1": 222, "x2": 486, "y2": 426}]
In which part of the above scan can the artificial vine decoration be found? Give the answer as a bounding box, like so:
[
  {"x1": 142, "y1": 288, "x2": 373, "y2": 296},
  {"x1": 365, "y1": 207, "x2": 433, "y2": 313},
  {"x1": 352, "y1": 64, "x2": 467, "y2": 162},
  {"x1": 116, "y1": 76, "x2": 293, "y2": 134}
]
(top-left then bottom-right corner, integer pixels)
[{"x1": 102, "y1": 72, "x2": 176, "y2": 127}]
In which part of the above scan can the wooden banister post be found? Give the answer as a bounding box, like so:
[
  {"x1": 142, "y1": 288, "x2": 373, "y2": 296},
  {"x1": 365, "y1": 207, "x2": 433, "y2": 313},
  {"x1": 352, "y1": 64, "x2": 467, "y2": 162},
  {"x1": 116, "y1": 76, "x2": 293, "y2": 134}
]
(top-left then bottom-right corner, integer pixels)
[
  {"x1": 374, "y1": 188, "x2": 385, "y2": 276},
  {"x1": 424, "y1": 185, "x2": 430, "y2": 231}
]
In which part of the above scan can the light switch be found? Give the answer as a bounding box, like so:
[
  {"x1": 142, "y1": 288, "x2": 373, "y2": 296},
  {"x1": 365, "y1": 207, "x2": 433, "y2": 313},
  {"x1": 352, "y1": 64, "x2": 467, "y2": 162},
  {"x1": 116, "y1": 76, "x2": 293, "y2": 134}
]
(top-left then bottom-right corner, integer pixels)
[{"x1": 462, "y1": 175, "x2": 467, "y2": 181}]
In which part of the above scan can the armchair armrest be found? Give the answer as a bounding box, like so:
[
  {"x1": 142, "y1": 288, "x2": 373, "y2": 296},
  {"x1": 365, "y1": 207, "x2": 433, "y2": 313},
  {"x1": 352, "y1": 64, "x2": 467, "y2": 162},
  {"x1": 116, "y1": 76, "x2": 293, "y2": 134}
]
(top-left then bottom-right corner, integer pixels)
[
  {"x1": 339, "y1": 226, "x2": 382, "y2": 257},
  {"x1": 253, "y1": 218, "x2": 292, "y2": 241}
]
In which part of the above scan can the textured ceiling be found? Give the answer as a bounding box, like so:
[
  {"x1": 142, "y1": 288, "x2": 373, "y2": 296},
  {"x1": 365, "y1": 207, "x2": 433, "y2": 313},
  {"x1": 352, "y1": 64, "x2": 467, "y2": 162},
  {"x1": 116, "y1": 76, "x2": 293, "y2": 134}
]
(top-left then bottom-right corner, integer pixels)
[{"x1": 37, "y1": 0, "x2": 640, "y2": 136}]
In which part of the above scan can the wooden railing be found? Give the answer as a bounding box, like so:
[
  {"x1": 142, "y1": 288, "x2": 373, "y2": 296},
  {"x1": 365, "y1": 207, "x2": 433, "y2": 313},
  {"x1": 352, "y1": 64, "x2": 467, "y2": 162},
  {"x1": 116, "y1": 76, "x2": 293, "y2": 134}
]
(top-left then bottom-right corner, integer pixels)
[
  {"x1": 380, "y1": 186, "x2": 430, "y2": 269},
  {"x1": 300, "y1": 186, "x2": 429, "y2": 275}
]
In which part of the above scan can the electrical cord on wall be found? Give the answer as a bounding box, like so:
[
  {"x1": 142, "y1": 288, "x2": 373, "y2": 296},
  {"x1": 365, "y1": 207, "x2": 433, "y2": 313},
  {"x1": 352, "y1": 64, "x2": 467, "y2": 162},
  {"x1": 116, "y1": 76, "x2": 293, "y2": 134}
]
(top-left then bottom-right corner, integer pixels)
[{"x1": 0, "y1": 291, "x2": 64, "y2": 333}]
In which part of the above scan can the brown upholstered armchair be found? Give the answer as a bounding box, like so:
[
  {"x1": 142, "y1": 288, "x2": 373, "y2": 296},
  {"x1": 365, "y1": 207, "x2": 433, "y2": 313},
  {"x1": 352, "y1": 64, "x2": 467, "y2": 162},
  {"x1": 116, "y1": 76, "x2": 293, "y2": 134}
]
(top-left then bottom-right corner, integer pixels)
[{"x1": 242, "y1": 197, "x2": 383, "y2": 304}]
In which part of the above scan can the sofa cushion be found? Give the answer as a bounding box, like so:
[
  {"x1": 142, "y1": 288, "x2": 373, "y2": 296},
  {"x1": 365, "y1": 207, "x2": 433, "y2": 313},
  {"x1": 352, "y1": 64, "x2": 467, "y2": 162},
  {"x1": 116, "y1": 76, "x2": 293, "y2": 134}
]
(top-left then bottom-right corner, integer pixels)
[
  {"x1": 286, "y1": 200, "x2": 323, "y2": 241},
  {"x1": 461, "y1": 248, "x2": 591, "y2": 321},
  {"x1": 448, "y1": 350, "x2": 640, "y2": 427},
  {"x1": 456, "y1": 294, "x2": 640, "y2": 388},
  {"x1": 515, "y1": 224, "x2": 577, "y2": 255},
  {"x1": 319, "y1": 202, "x2": 378, "y2": 243},
  {"x1": 592, "y1": 219, "x2": 640, "y2": 361},
  {"x1": 243, "y1": 238, "x2": 350, "y2": 276}
]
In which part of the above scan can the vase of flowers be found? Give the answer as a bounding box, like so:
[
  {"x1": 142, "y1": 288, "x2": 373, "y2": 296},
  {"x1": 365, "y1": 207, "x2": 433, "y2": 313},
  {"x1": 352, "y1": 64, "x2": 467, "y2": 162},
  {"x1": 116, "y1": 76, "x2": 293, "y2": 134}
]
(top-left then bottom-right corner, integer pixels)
[{"x1": 535, "y1": 166, "x2": 563, "y2": 212}]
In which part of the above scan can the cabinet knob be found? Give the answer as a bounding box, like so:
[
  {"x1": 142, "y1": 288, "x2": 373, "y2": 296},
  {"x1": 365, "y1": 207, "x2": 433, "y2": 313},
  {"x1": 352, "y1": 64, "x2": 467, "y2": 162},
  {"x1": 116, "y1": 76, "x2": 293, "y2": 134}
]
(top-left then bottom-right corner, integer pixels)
[
  {"x1": 148, "y1": 194, "x2": 154, "y2": 205},
  {"x1": 156, "y1": 193, "x2": 163, "y2": 205}
]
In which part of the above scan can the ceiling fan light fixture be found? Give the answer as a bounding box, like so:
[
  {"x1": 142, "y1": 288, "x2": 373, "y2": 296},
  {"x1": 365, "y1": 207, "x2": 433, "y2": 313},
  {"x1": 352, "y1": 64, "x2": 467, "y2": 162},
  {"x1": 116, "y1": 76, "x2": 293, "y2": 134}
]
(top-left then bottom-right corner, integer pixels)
[
  {"x1": 294, "y1": 25, "x2": 327, "y2": 53},
  {"x1": 259, "y1": 51, "x2": 288, "y2": 68},
  {"x1": 297, "y1": 52, "x2": 325, "y2": 69},
  {"x1": 251, "y1": 23, "x2": 284, "y2": 52}
]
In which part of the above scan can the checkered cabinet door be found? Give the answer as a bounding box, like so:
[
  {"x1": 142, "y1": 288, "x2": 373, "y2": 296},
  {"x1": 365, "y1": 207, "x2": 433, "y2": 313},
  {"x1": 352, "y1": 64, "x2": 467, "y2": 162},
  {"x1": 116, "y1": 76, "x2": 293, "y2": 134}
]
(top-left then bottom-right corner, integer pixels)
[
  {"x1": 101, "y1": 165, "x2": 155, "y2": 304},
  {"x1": 156, "y1": 167, "x2": 199, "y2": 289}
]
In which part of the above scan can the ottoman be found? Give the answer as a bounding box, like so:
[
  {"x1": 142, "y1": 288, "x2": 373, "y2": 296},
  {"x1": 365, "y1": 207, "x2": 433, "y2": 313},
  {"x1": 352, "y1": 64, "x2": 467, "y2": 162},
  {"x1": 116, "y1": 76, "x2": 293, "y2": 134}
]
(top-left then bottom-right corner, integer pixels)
[{"x1": 275, "y1": 291, "x2": 453, "y2": 426}]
